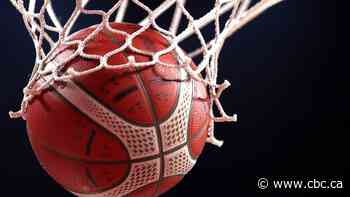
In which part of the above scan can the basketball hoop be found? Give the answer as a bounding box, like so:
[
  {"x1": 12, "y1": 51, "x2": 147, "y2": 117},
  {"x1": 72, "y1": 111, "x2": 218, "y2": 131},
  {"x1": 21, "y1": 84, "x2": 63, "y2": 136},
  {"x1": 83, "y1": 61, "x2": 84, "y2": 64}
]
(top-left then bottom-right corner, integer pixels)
[{"x1": 9, "y1": 0, "x2": 285, "y2": 148}]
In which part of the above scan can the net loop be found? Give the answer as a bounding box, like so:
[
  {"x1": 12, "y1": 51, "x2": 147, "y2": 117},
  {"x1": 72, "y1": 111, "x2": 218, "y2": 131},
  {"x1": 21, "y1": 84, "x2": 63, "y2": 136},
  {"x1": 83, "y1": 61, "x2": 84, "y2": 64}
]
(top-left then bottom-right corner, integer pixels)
[{"x1": 9, "y1": 0, "x2": 284, "y2": 147}]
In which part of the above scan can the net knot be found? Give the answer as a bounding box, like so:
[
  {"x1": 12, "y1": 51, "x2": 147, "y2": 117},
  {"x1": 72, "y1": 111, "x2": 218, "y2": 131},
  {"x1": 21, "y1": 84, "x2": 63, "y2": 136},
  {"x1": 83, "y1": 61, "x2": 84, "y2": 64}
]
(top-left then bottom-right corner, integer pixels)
[{"x1": 9, "y1": 0, "x2": 286, "y2": 147}]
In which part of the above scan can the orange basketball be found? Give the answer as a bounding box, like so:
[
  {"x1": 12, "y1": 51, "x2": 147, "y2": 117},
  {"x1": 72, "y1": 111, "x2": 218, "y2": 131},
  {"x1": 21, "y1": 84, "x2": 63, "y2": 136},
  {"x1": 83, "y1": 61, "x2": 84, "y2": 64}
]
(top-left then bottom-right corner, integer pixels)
[{"x1": 25, "y1": 23, "x2": 210, "y2": 197}]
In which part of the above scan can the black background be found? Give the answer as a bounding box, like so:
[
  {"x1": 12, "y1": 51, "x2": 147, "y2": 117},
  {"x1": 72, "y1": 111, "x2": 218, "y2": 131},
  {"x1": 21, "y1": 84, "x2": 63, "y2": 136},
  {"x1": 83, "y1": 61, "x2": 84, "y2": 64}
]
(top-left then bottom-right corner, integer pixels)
[{"x1": 0, "y1": 0, "x2": 345, "y2": 196}]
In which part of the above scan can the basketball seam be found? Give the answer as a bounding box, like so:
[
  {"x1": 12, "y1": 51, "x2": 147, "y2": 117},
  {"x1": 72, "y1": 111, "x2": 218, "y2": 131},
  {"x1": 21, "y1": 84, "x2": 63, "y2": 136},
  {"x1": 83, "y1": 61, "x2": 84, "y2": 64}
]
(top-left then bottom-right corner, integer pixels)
[
  {"x1": 29, "y1": 89, "x2": 134, "y2": 193},
  {"x1": 136, "y1": 34, "x2": 182, "y2": 125},
  {"x1": 73, "y1": 80, "x2": 154, "y2": 127},
  {"x1": 38, "y1": 133, "x2": 189, "y2": 165},
  {"x1": 49, "y1": 89, "x2": 132, "y2": 163},
  {"x1": 118, "y1": 32, "x2": 182, "y2": 197},
  {"x1": 37, "y1": 142, "x2": 131, "y2": 194},
  {"x1": 149, "y1": 67, "x2": 181, "y2": 124},
  {"x1": 47, "y1": 90, "x2": 168, "y2": 195},
  {"x1": 123, "y1": 175, "x2": 185, "y2": 197},
  {"x1": 48, "y1": 68, "x2": 195, "y2": 196},
  {"x1": 133, "y1": 68, "x2": 165, "y2": 197},
  {"x1": 85, "y1": 168, "x2": 98, "y2": 187},
  {"x1": 38, "y1": 25, "x2": 198, "y2": 196},
  {"x1": 47, "y1": 65, "x2": 193, "y2": 196},
  {"x1": 85, "y1": 129, "x2": 96, "y2": 156},
  {"x1": 155, "y1": 77, "x2": 194, "y2": 196}
]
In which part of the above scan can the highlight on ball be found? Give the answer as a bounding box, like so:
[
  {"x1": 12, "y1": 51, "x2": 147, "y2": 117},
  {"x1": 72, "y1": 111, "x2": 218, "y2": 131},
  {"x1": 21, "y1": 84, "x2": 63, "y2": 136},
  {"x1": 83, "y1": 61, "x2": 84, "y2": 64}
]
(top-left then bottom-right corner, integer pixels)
[{"x1": 9, "y1": 0, "x2": 285, "y2": 196}]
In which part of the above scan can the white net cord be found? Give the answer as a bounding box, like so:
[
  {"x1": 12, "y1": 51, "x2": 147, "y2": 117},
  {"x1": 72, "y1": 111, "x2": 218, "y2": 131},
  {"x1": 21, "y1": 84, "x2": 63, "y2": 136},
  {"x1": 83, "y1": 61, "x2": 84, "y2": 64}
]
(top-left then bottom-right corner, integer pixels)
[{"x1": 9, "y1": 0, "x2": 285, "y2": 147}]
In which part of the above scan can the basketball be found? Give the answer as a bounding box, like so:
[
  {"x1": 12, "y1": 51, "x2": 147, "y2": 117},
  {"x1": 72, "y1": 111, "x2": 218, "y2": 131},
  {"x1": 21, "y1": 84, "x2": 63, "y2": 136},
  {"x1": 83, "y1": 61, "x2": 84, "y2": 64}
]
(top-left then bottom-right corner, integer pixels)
[{"x1": 25, "y1": 23, "x2": 210, "y2": 197}]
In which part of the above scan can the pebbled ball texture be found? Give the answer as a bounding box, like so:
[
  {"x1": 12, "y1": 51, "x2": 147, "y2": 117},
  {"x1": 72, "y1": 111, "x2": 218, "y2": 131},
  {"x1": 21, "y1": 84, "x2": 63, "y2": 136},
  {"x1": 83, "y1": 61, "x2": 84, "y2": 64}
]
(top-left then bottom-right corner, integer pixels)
[{"x1": 26, "y1": 23, "x2": 210, "y2": 197}]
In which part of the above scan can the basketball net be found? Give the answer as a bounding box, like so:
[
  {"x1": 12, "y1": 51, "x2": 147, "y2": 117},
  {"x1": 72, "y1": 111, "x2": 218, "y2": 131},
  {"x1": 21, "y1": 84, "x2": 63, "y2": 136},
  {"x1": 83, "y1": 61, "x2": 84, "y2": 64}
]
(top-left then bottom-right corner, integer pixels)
[{"x1": 9, "y1": 0, "x2": 284, "y2": 147}]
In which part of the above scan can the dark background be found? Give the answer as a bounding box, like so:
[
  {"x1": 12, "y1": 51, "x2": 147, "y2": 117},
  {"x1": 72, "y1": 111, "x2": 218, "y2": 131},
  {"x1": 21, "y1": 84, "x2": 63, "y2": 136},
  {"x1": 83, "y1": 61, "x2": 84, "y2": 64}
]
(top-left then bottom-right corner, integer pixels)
[{"x1": 0, "y1": 0, "x2": 344, "y2": 196}]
